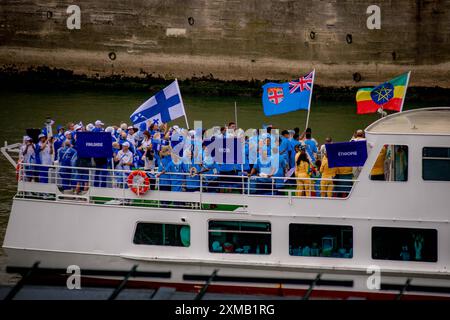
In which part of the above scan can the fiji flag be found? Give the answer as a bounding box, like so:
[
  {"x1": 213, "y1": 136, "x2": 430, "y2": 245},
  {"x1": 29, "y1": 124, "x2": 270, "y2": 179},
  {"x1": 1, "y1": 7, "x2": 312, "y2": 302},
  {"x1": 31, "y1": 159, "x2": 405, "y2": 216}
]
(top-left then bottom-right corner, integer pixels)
[
  {"x1": 130, "y1": 80, "x2": 186, "y2": 126},
  {"x1": 262, "y1": 70, "x2": 315, "y2": 116}
]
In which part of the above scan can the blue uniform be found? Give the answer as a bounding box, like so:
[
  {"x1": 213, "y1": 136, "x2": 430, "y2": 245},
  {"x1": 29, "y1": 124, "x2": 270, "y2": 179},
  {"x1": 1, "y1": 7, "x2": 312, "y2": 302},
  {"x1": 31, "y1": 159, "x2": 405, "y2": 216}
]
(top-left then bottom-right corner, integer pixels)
[
  {"x1": 167, "y1": 160, "x2": 185, "y2": 192},
  {"x1": 273, "y1": 155, "x2": 287, "y2": 190},
  {"x1": 289, "y1": 139, "x2": 300, "y2": 168},
  {"x1": 57, "y1": 146, "x2": 77, "y2": 190},
  {"x1": 184, "y1": 160, "x2": 202, "y2": 191},
  {"x1": 304, "y1": 139, "x2": 318, "y2": 163},
  {"x1": 279, "y1": 137, "x2": 292, "y2": 165},
  {"x1": 252, "y1": 156, "x2": 279, "y2": 194},
  {"x1": 54, "y1": 133, "x2": 65, "y2": 158},
  {"x1": 158, "y1": 155, "x2": 173, "y2": 190},
  {"x1": 202, "y1": 155, "x2": 220, "y2": 192}
]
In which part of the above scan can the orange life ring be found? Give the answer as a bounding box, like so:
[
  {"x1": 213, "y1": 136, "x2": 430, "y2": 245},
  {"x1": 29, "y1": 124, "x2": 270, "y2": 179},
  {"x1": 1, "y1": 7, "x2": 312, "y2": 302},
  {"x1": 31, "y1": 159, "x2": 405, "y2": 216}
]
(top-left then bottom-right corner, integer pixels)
[
  {"x1": 127, "y1": 170, "x2": 150, "y2": 195},
  {"x1": 16, "y1": 161, "x2": 22, "y2": 181}
]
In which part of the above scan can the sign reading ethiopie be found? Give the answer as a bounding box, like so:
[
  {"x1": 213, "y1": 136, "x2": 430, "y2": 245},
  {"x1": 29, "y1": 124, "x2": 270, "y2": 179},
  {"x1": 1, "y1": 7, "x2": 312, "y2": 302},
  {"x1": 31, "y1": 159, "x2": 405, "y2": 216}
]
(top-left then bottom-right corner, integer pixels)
[{"x1": 325, "y1": 140, "x2": 368, "y2": 168}]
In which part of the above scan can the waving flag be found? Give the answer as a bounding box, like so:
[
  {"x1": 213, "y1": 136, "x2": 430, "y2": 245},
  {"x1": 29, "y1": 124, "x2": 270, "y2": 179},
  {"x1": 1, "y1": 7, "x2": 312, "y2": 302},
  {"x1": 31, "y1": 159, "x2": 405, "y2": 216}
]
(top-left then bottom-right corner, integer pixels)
[
  {"x1": 130, "y1": 80, "x2": 186, "y2": 125},
  {"x1": 356, "y1": 72, "x2": 411, "y2": 114},
  {"x1": 262, "y1": 70, "x2": 315, "y2": 116},
  {"x1": 289, "y1": 70, "x2": 314, "y2": 94}
]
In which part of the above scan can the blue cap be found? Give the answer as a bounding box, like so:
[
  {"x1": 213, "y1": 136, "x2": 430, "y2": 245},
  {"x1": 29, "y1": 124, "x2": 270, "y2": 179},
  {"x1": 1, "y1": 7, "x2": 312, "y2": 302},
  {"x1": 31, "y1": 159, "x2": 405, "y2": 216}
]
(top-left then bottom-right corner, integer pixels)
[{"x1": 57, "y1": 125, "x2": 64, "y2": 131}]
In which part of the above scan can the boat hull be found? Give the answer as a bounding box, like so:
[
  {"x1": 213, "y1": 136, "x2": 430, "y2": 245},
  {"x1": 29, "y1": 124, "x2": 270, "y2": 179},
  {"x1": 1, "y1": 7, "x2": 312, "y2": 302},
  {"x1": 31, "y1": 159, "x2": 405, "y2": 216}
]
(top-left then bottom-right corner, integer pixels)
[
  {"x1": 4, "y1": 247, "x2": 450, "y2": 300},
  {"x1": 4, "y1": 198, "x2": 450, "y2": 300}
]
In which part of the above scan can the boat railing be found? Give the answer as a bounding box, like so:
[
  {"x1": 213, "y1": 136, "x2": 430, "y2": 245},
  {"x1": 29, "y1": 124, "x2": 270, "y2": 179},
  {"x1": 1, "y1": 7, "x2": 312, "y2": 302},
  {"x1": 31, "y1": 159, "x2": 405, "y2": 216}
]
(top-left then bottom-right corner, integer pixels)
[{"x1": 12, "y1": 161, "x2": 357, "y2": 210}]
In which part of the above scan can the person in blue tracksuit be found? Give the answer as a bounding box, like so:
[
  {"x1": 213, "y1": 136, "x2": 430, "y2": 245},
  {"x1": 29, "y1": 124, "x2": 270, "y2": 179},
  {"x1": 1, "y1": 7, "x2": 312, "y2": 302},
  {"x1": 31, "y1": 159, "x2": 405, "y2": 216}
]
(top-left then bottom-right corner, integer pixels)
[
  {"x1": 279, "y1": 130, "x2": 293, "y2": 168},
  {"x1": 53, "y1": 125, "x2": 65, "y2": 159},
  {"x1": 20, "y1": 136, "x2": 38, "y2": 181},
  {"x1": 92, "y1": 120, "x2": 104, "y2": 132},
  {"x1": 248, "y1": 150, "x2": 279, "y2": 195},
  {"x1": 36, "y1": 133, "x2": 54, "y2": 183},
  {"x1": 289, "y1": 134, "x2": 301, "y2": 169},
  {"x1": 155, "y1": 146, "x2": 173, "y2": 192},
  {"x1": 183, "y1": 149, "x2": 202, "y2": 192},
  {"x1": 273, "y1": 152, "x2": 288, "y2": 194},
  {"x1": 198, "y1": 143, "x2": 219, "y2": 193},
  {"x1": 57, "y1": 140, "x2": 77, "y2": 190}
]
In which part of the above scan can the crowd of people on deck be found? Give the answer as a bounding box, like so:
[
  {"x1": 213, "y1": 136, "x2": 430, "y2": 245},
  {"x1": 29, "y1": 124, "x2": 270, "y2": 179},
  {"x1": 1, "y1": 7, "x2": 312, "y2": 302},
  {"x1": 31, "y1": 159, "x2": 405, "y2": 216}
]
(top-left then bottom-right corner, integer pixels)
[{"x1": 19, "y1": 119, "x2": 369, "y2": 198}]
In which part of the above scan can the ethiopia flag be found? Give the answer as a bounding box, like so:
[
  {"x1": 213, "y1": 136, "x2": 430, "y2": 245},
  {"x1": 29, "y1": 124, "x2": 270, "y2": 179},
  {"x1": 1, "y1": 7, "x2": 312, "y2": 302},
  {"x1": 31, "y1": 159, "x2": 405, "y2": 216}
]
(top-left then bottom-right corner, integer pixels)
[{"x1": 356, "y1": 72, "x2": 411, "y2": 114}]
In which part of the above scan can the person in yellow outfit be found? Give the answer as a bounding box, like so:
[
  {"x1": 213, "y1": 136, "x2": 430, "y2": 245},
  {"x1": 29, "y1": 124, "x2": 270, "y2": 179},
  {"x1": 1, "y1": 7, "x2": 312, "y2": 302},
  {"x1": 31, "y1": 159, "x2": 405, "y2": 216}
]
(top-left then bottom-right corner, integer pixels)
[
  {"x1": 320, "y1": 152, "x2": 338, "y2": 197},
  {"x1": 295, "y1": 147, "x2": 311, "y2": 196},
  {"x1": 370, "y1": 145, "x2": 387, "y2": 180}
]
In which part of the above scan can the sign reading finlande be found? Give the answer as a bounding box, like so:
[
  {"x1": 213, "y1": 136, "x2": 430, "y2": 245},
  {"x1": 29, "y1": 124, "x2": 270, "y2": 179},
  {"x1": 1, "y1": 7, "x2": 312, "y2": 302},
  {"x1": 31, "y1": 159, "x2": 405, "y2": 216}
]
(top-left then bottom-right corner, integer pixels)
[
  {"x1": 76, "y1": 132, "x2": 113, "y2": 158},
  {"x1": 325, "y1": 140, "x2": 368, "y2": 168}
]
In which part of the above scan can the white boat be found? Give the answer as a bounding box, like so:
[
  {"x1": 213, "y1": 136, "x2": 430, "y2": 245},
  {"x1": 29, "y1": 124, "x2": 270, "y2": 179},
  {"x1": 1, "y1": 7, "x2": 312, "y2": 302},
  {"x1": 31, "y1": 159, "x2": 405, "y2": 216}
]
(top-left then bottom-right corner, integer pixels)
[{"x1": 1, "y1": 107, "x2": 450, "y2": 299}]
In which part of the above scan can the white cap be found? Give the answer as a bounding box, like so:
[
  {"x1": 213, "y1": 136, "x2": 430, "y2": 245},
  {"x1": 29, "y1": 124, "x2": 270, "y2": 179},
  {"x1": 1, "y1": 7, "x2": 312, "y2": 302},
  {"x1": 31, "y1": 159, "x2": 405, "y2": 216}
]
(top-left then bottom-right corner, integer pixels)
[
  {"x1": 122, "y1": 141, "x2": 130, "y2": 148},
  {"x1": 127, "y1": 126, "x2": 134, "y2": 130},
  {"x1": 105, "y1": 126, "x2": 114, "y2": 133},
  {"x1": 188, "y1": 130, "x2": 195, "y2": 136},
  {"x1": 74, "y1": 124, "x2": 82, "y2": 131},
  {"x1": 25, "y1": 136, "x2": 32, "y2": 141},
  {"x1": 95, "y1": 120, "x2": 104, "y2": 126},
  {"x1": 172, "y1": 125, "x2": 180, "y2": 131},
  {"x1": 86, "y1": 123, "x2": 95, "y2": 131},
  {"x1": 64, "y1": 131, "x2": 72, "y2": 136},
  {"x1": 38, "y1": 133, "x2": 45, "y2": 139}
]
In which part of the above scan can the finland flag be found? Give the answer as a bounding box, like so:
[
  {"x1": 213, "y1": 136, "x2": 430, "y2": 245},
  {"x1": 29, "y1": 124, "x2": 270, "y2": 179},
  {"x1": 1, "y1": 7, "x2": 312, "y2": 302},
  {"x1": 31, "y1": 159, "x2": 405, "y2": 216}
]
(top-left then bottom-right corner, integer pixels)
[{"x1": 130, "y1": 80, "x2": 186, "y2": 126}]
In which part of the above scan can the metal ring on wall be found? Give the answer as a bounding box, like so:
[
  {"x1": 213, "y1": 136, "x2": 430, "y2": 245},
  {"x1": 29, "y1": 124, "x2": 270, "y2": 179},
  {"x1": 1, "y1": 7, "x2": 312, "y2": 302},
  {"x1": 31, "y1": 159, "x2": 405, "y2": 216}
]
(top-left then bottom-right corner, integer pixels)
[{"x1": 346, "y1": 34, "x2": 352, "y2": 44}]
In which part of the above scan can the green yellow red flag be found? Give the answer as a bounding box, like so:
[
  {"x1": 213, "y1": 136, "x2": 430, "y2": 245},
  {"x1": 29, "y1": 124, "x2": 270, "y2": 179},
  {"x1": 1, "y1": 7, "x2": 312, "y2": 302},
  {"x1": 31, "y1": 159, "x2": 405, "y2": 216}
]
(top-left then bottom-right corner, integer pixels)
[{"x1": 356, "y1": 72, "x2": 411, "y2": 114}]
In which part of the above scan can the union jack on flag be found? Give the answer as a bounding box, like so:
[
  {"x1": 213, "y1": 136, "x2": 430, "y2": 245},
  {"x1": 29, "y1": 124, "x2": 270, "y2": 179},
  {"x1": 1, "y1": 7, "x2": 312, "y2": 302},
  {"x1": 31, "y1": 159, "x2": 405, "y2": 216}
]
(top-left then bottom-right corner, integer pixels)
[{"x1": 289, "y1": 71, "x2": 314, "y2": 94}]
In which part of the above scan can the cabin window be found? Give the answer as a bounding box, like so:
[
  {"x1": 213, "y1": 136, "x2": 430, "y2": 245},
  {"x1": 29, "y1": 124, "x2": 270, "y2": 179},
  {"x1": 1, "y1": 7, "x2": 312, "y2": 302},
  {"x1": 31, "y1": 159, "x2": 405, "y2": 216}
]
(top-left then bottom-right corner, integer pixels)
[
  {"x1": 289, "y1": 224, "x2": 353, "y2": 258},
  {"x1": 372, "y1": 227, "x2": 437, "y2": 262},
  {"x1": 422, "y1": 147, "x2": 450, "y2": 181},
  {"x1": 208, "y1": 220, "x2": 271, "y2": 254},
  {"x1": 370, "y1": 145, "x2": 408, "y2": 181},
  {"x1": 133, "y1": 223, "x2": 190, "y2": 247}
]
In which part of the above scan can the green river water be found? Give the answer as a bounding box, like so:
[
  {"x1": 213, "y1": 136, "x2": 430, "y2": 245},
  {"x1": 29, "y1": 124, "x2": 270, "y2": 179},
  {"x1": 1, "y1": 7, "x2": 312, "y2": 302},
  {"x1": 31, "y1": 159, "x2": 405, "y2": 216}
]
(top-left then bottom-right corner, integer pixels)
[{"x1": 0, "y1": 89, "x2": 428, "y2": 283}]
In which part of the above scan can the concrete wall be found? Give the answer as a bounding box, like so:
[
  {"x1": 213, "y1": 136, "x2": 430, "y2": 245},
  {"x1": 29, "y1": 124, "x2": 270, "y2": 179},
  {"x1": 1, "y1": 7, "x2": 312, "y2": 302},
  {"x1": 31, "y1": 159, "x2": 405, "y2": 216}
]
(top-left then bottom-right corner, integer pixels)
[{"x1": 0, "y1": 0, "x2": 449, "y2": 87}]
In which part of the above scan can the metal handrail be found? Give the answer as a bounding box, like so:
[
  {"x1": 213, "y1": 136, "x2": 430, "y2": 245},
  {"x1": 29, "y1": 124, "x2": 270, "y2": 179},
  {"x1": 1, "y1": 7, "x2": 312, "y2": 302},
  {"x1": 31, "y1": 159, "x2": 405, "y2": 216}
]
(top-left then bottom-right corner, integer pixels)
[{"x1": 14, "y1": 162, "x2": 357, "y2": 207}]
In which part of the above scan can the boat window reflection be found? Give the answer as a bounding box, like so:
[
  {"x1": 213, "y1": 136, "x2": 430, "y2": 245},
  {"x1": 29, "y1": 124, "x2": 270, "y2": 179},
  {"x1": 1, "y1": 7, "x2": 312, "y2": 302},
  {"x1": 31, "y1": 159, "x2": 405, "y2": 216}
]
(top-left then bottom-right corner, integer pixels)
[
  {"x1": 289, "y1": 224, "x2": 353, "y2": 258},
  {"x1": 208, "y1": 221, "x2": 271, "y2": 255},
  {"x1": 422, "y1": 147, "x2": 450, "y2": 181},
  {"x1": 372, "y1": 227, "x2": 437, "y2": 262},
  {"x1": 370, "y1": 145, "x2": 408, "y2": 181},
  {"x1": 133, "y1": 223, "x2": 190, "y2": 247}
]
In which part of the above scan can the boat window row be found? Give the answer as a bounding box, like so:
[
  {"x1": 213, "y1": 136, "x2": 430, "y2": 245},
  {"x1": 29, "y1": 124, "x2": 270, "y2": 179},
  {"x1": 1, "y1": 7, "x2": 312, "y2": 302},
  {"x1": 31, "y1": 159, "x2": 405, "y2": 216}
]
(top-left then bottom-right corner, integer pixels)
[
  {"x1": 368, "y1": 145, "x2": 450, "y2": 182},
  {"x1": 133, "y1": 222, "x2": 438, "y2": 262},
  {"x1": 422, "y1": 147, "x2": 450, "y2": 181}
]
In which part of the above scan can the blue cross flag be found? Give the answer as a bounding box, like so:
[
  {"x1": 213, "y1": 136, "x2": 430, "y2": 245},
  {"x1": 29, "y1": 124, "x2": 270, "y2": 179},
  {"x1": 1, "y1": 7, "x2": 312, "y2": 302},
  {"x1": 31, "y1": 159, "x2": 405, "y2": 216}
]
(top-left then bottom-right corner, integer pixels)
[{"x1": 130, "y1": 80, "x2": 186, "y2": 126}]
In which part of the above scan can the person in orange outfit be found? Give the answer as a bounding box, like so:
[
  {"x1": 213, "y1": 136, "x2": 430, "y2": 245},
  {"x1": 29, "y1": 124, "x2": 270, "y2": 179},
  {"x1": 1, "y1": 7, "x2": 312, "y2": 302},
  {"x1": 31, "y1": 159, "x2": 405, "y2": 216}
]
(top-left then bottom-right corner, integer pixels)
[
  {"x1": 320, "y1": 151, "x2": 338, "y2": 197},
  {"x1": 295, "y1": 146, "x2": 311, "y2": 197},
  {"x1": 370, "y1": 145, "x2": 387, "y2": 180}
]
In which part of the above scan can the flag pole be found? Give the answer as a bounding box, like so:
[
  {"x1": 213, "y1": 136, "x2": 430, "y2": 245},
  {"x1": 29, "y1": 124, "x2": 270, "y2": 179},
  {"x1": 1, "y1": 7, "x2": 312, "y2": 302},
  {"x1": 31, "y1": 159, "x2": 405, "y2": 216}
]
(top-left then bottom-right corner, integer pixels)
[
  {"x1": 399, "y1": 71, "x2": 411, "y2": 113},
  {"x1": 175, "y1": 78, "x2": 190, "y2": 129},
  {"x1": 304, "y1": 69, "x2": 316, "y2": 130},
  {"x1": 234, "y1": 101, "x2": 238, "y2": 127}
]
